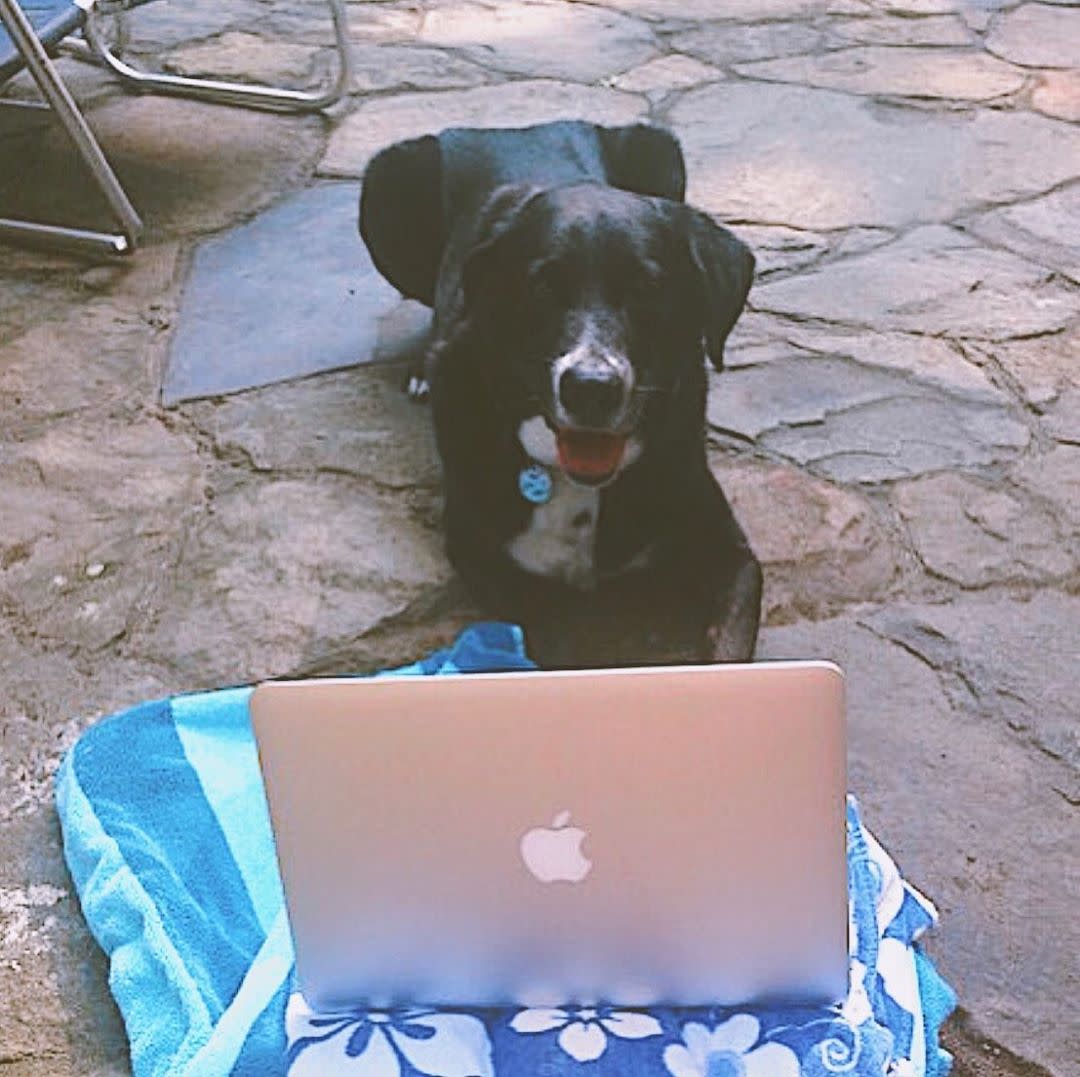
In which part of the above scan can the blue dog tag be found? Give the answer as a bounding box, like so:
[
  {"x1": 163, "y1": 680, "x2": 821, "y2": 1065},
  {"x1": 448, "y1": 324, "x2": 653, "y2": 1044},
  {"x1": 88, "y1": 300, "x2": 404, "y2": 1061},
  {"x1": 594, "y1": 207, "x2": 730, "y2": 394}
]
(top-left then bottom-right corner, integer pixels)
[{"x1": 518, "y1": 465, "x2": 553, "y2": 505}]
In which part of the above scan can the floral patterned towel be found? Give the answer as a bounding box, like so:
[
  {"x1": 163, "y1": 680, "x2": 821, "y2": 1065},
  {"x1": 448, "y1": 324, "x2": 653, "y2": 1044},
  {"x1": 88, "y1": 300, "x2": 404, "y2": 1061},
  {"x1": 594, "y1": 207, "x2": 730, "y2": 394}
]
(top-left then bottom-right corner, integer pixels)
[{"x1": 56, "y1": 623, "x2": 954, "y2": 1077}]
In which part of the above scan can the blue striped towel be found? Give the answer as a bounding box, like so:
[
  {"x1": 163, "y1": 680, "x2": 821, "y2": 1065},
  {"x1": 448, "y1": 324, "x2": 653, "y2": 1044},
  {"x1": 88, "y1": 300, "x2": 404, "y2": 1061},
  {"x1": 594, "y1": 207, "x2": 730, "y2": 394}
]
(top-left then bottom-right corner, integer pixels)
[{"x1": 56, "y1": 623, "x2": 955, "y2": 1077}]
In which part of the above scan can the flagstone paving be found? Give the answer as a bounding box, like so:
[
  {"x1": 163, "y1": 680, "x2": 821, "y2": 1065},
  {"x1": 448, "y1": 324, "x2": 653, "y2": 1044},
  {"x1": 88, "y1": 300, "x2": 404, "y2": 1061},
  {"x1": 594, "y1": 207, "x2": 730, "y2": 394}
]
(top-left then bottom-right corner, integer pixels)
[{"x1": 1, "y1": 1, "x2": 1077, "y2": 1073}]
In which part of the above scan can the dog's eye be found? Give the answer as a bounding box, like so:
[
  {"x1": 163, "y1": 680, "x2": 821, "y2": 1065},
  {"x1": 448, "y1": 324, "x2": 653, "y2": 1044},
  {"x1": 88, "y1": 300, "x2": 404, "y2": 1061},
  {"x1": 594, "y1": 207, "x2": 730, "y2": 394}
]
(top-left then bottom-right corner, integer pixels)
[
  {"x1": 620, "y1": 271, "x2": 663, "y2": 310},
  {"x1": 528, "y1": 264, "x2": 568, "y2": 307},
  {"x1": 531, "y1": 277, "x2": 556, "y2": 304},
  {"x1": 608, "y1": 257, "x2": 663, "y2": 306}
]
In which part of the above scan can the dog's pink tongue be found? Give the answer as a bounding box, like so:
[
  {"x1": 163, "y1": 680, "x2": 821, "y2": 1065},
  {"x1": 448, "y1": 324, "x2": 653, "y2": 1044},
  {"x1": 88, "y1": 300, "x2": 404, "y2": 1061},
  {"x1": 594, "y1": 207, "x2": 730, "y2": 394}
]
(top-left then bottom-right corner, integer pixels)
[{"x1": 557, "y1": 429, "x2": 627, "y2": 481}]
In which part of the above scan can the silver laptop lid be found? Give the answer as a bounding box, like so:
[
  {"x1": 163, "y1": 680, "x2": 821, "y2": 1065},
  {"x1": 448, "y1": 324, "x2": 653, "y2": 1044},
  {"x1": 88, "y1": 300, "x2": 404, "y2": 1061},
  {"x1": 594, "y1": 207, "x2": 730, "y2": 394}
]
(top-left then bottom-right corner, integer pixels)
[{"x1": 251, "y1": 661, "x2": 847, "y2": 1010}]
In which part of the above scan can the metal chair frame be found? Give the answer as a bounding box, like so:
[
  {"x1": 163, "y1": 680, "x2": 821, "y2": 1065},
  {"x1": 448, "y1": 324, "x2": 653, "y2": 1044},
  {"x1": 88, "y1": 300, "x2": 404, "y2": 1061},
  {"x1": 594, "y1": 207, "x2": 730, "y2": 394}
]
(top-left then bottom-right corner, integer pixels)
[
  {"x1": 74, "y1": 0, "x2": 353, "y2": 114},
  {"x1": 0, "y1": 0, "x2": 142, "y2": 255},
  {"x1": 0, "y1": 0, "x2": 352, "y2": 257}
]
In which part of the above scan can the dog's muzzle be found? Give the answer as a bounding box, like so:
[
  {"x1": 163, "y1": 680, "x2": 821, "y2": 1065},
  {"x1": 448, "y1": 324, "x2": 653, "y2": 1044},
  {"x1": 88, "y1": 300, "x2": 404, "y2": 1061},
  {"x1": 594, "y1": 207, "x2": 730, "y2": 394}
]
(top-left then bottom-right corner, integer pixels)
[{"x1": 550, "y1": 359, "x2": 635, "y2": 486}]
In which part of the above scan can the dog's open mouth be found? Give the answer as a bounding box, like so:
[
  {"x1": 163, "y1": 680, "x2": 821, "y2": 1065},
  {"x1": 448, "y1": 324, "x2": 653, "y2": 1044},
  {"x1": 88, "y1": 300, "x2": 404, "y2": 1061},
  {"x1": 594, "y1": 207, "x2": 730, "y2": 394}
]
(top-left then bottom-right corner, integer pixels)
[{"x1": 556, "y1": 428, "x2": 628, "y2": 486}]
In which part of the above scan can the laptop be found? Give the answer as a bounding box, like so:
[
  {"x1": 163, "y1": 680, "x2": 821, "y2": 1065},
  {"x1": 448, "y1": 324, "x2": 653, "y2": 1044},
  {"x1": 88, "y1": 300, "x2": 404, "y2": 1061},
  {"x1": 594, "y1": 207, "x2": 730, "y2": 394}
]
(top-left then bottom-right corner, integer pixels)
[{"x1": 251, "y1": 660, "x2": 848, "y2": 1011}]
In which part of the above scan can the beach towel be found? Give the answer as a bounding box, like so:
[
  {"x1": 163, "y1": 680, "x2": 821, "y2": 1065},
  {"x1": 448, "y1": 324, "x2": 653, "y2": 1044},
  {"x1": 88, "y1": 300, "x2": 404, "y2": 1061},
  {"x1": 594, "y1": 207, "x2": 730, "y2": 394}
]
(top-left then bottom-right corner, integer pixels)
[{"x1": 55, "y1": 623, "x2": 955, "y2": 1076}]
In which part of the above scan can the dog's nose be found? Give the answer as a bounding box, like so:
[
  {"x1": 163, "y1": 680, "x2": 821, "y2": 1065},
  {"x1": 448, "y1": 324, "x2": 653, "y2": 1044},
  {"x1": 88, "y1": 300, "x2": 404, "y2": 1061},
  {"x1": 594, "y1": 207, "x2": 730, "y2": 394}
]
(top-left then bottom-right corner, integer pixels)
[{"x1": 559, "y1": 364, "x2": 626, "y2": 427}]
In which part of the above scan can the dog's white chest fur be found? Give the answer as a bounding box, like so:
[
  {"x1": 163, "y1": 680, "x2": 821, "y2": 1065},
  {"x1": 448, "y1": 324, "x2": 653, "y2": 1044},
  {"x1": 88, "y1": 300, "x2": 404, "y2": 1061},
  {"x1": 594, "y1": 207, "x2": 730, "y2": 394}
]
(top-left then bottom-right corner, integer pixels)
[
  {"x1": 507, "y1": 420, "x2": 600, "y2": 589},
  {"x1": 507, "y1": 473, "x2": 600, "y2": 590}
]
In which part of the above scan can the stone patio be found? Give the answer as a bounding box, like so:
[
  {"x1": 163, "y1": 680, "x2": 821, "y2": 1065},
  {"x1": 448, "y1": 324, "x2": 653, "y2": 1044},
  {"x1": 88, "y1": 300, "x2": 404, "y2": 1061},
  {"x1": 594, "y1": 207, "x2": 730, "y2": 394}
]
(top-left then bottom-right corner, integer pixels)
[{"x1": 1, "y1": 0, "x2": 1077, "y2": 1074}]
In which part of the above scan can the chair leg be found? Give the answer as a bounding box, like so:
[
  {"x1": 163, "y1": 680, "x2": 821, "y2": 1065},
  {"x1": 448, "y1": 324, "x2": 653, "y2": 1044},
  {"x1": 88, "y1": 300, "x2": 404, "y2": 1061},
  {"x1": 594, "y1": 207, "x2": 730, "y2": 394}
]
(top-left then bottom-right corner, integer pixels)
[
  {"x1": 0, "y1": 0, "x2": 142, "y2": 254},
  {"x1": 80, "y1": 0, "x2": 353, "y2": 114}
]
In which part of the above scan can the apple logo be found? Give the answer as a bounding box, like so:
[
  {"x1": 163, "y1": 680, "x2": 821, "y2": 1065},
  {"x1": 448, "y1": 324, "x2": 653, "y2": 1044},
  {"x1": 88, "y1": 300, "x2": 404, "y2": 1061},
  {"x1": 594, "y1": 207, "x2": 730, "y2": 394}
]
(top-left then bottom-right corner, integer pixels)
[{"x1": 520, "y1": 810, "x2": 592, "y2": 883}]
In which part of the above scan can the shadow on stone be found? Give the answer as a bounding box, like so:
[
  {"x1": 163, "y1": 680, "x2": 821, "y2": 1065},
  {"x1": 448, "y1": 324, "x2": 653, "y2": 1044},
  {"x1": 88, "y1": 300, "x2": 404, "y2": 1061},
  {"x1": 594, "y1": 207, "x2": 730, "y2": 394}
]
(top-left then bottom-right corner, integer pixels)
[
  {"x1": 164, "y1": 182, "x2": 431, "y2": 403},
  {"x1": 0, "y1": 96, "x2": 322, "y2": 244}
]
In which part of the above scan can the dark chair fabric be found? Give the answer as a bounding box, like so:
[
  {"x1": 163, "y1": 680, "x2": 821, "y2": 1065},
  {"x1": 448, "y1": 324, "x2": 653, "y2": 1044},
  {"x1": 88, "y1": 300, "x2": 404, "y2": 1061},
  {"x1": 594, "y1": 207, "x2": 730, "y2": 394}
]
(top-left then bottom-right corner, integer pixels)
[{"x1": 0, "y1": 0, "x2": 85, "y2": 82}]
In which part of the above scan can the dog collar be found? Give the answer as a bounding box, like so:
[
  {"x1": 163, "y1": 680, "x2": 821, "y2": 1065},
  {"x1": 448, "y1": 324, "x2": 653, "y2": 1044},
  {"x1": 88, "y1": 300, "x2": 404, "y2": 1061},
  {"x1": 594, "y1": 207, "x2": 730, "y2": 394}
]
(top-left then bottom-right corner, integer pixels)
[{"x1": 518, "y1": 464, "x2": 553, "y2": 505}]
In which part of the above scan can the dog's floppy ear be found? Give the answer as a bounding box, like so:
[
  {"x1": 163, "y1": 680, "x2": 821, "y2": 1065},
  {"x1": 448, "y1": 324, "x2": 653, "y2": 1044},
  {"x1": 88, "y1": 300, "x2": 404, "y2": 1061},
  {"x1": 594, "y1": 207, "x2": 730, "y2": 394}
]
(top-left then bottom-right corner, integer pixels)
[
  {"x1": 598, "y1": 123, "x2": 687, "y2": 203},
  {"x1": 461, "y1": 184, "x2": 542, "y2": 315},
  {"x1": 359, "y1": 135, "x2": 443, "y2": 307},
  {"x1": 681, "y1": 208, "x2": 755, "y2": 373}
]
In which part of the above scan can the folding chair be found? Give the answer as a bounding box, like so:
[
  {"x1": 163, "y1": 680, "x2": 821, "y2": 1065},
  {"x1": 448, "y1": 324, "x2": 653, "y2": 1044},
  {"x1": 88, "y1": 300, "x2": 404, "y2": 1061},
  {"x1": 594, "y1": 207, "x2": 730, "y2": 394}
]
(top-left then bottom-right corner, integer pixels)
[
  {"x1": 0, "y1": 0, "x2": 351, "y2": 256},
  {"x1": 0, "y1": 0, "x2": 142, "y2": 254}
]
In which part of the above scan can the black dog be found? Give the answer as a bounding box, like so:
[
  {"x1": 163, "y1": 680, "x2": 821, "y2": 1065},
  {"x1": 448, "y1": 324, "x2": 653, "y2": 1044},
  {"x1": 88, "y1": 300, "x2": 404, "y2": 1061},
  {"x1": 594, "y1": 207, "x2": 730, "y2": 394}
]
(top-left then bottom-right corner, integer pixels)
[{"x1": 360, "y1": 121, "x2": 761, "y2": 665}]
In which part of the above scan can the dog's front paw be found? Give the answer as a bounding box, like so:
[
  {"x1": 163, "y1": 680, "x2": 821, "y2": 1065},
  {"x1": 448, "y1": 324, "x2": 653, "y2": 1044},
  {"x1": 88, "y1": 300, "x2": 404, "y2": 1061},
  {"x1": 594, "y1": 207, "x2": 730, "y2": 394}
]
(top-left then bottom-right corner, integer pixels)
[
  {"x1": 406, "y1": 375, "x2": 431, "y2": 402},
  {"x1": 702, "y1": 623, "x2": 751, "y2": 664},
  {"x1": 701, "y1": 559, "x2": 762, "y2": 663}
]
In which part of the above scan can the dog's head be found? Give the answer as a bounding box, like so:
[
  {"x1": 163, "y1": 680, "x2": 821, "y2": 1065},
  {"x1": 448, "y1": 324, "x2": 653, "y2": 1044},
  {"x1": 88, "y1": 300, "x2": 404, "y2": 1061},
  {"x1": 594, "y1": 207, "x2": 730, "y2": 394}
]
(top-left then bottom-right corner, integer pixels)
[{"x1": 461, "y1": 183, "x2": 754, "y2": 486}]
